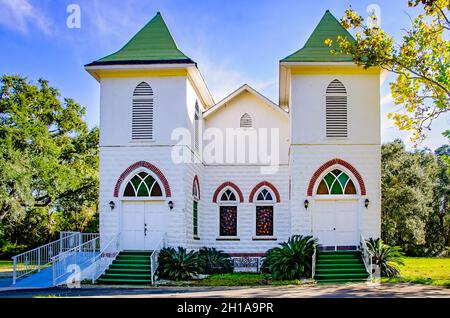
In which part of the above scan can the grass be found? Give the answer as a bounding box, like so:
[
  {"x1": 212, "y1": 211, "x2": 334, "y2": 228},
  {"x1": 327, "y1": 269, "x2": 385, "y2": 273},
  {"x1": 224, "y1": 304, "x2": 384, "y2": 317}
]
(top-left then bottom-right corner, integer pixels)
[
  {"x1": 161, "y1": 273, "x2": 315, "y2": 287},
  {"x1": 383, "y1": 257, "x2": 450, "y2": 287},
  {"x1": 0, "y1": 260, "x2": 13, "y2": 273}
]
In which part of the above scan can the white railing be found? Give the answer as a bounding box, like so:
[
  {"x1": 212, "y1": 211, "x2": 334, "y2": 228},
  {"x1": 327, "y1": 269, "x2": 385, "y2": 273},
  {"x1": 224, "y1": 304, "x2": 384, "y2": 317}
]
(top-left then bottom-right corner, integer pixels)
[
  {"x1": 150, "y1": 233, "x2": 167, "y2": 284},
  {"x1": 51, "y1": 237, "x2": 100, "y2": 286},
  {"x1": 312, "y1": 245, "x2": 317, "y2": 279},
  {"x1": 360, "y1": 234, "x2": 373, "y2": 282},
  {"x1": 60, "y1": 232, "x2": 100, "y2": 246},
  {"x1": 91, "y1": 234, "x2": 120, "y2": 283},
  {"x1": 11, "y1": 232, "x2": 80, "y2": 284}
]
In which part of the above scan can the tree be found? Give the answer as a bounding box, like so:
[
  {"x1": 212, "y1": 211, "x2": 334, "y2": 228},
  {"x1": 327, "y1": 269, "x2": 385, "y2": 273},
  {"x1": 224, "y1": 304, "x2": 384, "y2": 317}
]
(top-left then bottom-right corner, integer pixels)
[
  {"x1": 428, "y1": 144, "x2": 450, "y2": 254},
  {"x1": 0, "y1": 75, "x2": 98, "y2": 252},
  {"x1": 328, "y1": 0, "x2": 450, "y2": 142},
  {"x1": 381, "y1": 140, "x2": 438, "y2": 255}
]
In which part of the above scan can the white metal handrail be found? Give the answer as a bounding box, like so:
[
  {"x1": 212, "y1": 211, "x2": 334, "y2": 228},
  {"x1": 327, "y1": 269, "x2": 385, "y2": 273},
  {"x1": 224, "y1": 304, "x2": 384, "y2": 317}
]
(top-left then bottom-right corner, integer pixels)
[
  {"x1": 91, "y1": 234, "x2": 120, "y2": 283},
  {"x1": 150, "y1": 233, "x2": 167, "y2": 284},
  {"x1": 11, "y1": 232, "x2": 80, "y2": 284},
  {"x1": 360, "y1": 234, "x2": 373, "y2": 282},
  {"x1": 51, "y1": 237, "x2": 100, "y2": 286},
  {"x1": 312, "y1": 245, "x2": 317, "y2": 279}
]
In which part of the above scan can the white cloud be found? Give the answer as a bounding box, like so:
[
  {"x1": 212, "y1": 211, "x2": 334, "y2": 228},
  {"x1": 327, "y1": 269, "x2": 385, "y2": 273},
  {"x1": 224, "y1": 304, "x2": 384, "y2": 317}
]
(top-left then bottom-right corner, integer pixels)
[
  {"x1": 0, "y1": 0, "x2": 52, "y2": 34},
  {"x1": 381, "y1": 93, "x2": 393, "y2": 106}
]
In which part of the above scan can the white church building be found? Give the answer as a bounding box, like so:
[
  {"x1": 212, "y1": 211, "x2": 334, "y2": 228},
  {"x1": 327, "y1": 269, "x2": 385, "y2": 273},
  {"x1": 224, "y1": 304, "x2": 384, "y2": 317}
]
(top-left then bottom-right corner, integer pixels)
[{"x1": 85, "y1": 10, "x2": 381, "y2": 258}]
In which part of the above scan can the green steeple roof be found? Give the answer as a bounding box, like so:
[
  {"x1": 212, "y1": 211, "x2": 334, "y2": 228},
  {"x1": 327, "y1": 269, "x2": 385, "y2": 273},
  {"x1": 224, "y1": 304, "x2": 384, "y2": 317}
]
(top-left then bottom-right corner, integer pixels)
[
  {"x1": 86, "y1": 12, "x2": 194, "y2": 66},
  {"x1": 282, "y1": 10, "x2": 355, "y2": 63}
]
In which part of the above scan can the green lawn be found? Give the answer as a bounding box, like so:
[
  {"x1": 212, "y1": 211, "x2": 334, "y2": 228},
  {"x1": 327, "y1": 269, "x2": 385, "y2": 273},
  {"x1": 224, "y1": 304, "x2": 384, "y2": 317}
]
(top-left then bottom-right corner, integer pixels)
[
  {"x1": 164, "y1": 273, "x2": 314, "y2": 287},
  {"x1": 383, "y1": 257, "x2": 450, "y2": 287},
  {"x1": 0, "y1": 260, "x2": 13, "y2": 273}
]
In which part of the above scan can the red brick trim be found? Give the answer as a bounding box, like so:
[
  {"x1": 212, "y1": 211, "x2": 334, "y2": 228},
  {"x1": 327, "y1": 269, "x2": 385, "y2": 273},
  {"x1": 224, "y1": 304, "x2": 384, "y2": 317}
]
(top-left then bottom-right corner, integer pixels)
[
  {"x1": 113, "y1": 161, "x2": 171, "y2": 197},
  {"x1": 228, "y1": 253, "x2": 265, "y2": 257},
  {"x1": 248, "y1": 181, "x2": 281, "y2": 203},
  {"x1": 192, "y1": 175, "x2": 200, "y2": 200},
  {"x1": 307, "y1": 158, "x2": 366, "y2": 196},
  {"x1": 212, "y1": 182, "x2": 244, "y2": 203}
]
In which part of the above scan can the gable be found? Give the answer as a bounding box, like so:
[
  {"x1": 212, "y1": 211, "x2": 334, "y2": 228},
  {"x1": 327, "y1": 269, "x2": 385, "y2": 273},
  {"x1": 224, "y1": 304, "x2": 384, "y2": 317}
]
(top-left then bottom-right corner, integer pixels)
[{"x1": 203, "y1": 85, "x2": 288, "y2": 121}]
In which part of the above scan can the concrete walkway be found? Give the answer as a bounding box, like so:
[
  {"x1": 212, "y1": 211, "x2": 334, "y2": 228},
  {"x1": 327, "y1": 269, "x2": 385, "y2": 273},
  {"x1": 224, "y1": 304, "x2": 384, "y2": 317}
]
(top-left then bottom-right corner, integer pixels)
[{"x1": 0, "y1": 283, "x2": 449, "y2": 298}]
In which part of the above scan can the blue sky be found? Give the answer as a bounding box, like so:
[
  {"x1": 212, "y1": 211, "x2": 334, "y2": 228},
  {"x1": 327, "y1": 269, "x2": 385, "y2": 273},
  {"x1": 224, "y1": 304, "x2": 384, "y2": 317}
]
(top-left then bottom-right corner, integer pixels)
[{"x1": 0, "y1": 0, "x2": 448, "y2": 150}]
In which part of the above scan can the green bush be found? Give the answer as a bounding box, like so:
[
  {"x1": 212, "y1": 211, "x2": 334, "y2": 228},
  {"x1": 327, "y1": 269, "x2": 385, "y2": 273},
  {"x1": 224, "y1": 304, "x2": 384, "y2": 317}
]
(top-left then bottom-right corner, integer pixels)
[
  {"x1": 157, "y1": 247, "x2": 199, "y2": 281},
  {"x1": 366, "y1": 238, "x2": 405, "y2": 277},
  {"x1": 262, "y1": 235, "x2": 317, "y2": 280},
  {"x1": 198, "y1": 247, "x2": 233, "y2": 274},
  {"x1": 0, "y1": 241, "x2": 27, "y2": 259}
]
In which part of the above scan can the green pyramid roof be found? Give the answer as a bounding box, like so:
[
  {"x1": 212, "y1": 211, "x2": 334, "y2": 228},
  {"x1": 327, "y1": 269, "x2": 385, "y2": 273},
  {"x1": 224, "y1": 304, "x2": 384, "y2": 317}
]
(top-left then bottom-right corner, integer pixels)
[
  {"x1": 282, "y1": 10, "x2": 355, "y2": 63},
  {"x1": 86, "y1": 12, "x2": 194, "y2": 66}
]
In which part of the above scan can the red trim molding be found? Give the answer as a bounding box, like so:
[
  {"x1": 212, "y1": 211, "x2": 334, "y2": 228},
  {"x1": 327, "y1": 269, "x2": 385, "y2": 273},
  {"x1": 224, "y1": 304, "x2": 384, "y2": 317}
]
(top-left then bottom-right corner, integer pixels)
[
  {"x1": 212, "y1": 181, "x2": 244, "y2": 203},
  {"x1": 307, "y1": 158, "x2": 366, "y2": 196},
  {"x1": 249, "y1": 181, "x2": 281, "y2": 203},
  {"x1": 113, "y1": 161, "x2": 171, "y2": 197},
  {"x1": 192, "y1": 175, "x2": 200, "y2": 199}
]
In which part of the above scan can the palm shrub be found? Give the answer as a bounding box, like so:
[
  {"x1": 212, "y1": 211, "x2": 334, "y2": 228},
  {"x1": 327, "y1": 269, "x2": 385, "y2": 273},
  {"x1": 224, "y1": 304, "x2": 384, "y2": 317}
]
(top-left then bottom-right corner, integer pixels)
[
  {"x1": 157, "y1": 247, "x2": 199, "y2": 281},
  {"x1": 198, "y1": 247, "x2": 233, "y2": 274},
  {"x1": 262, "y1": 235, "x2": 317, "y2": 280},
  {"x1": 366, "y1": 238, "x2": 405, "y2": 278}
]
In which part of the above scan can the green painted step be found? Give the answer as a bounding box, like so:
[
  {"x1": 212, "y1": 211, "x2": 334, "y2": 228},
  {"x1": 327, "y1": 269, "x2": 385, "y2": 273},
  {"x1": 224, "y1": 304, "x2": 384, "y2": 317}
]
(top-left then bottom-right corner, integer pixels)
[
  {"x1": 116, "y1": 255, "x2": 150, "y2": 260},
  {"x1": 120, "y1": 250, "x2": 152, "y2": 256},
  {"x1": 97, "y1": 250, "x2": 153, "y2": 286},
  {"x1": 105, "y1": 268, "x2": 150, "y2": 275},
  {"x1": 113, "y1": 259, "x2": 150, "y2": 265},
  {"x1": 317, "y1": 258, "x2": 363, "y2": 264},
  {"x1": 317, "y1": 278, "x2": 368, "y2": 284},
  {"x1": 319, "y1": 254, "x2": 360, "y2": 259},
  {"x1": 109, "y1": 264, "x2": 150, "y2": 270},
  {"x1": 316, "y1": 273, "x2": 369, "y2": 279},
  {"x1": 101, "y1": 273, "x2": 151, "y2": 280},
  {"x1": 315, "y1": 250, "x2": 369, "y2": 284},
  {"x1": 316, "y1": 263, "x2": 366, "y2": 269},
  {"x1": 316, "y1": 268, "x2": 368, "y2": 275}
]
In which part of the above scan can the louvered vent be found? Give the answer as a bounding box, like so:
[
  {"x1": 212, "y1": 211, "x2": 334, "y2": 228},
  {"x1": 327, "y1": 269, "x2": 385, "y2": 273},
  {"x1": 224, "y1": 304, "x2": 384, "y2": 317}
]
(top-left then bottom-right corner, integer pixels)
[
  {"x1": 240, "y1": 113, "x2": 252, "y2": 128},
  {"x1": 326, "y1": 79, "x2": 347, "y2": 138},
  {"x1": 132, "y1": 82, "x2": 154, "y2": 140}
]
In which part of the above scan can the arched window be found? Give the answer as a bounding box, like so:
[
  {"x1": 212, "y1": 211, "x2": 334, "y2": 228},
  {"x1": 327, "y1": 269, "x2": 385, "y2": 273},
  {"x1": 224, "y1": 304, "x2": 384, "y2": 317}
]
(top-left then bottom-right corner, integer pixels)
[
  {"x1": 326, "y1": 79, "x2": 347, "y2": 138},
  {"x1": 132, "y1": 82, "x2": 154, "y2": 140},
  {"x1": 192, "y1": 177, "x2": 200, "y2": 238},
  {"x1": 240, "y1": 113, "x2": 252, "y2": 128},
  {"x1": 218, "y1": 188, "x2": 239, "y2": 237},
  {"x1": 255, "y1": 188, "x2": 275, "y2": 237},
  {"x1": 123, "y1": 171, "x2": 163, "y2": 197},
  {"x1": 316, "y1": 169, "x2": 357, "y2": 195},
  {"x1": 194, "y1": 101, "x2": 200, "y2": 153}
]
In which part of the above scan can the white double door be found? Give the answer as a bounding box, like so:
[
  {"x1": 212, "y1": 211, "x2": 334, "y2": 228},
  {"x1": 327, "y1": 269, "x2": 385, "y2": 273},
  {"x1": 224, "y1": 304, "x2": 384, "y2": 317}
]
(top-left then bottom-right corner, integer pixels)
[
  {"x1": 312, "y1": 199, "x2": 359, "y2": 247},
  {"x1": 121, "y1": 201, "x2": 167, "y2": 251}
]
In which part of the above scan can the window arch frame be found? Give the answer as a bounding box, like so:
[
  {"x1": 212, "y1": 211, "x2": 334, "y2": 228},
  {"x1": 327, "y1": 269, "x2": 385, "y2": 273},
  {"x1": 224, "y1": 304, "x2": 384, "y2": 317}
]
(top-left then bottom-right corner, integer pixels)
[
  {"x1": 312, "y1": 165, "x2": 360, "y2": 198},
  {"x1": 119, "y1": 168, "x2": 166, "y2": 201},
  {"x1": 252, "y1": 187, "x2": 276, "y2": 238},
  {"x1": 325, "y1": 79, "x2": 348, "y2": 139},
  {"x1": 131, "y1": 81, "x2": 154, "y2": 141}
]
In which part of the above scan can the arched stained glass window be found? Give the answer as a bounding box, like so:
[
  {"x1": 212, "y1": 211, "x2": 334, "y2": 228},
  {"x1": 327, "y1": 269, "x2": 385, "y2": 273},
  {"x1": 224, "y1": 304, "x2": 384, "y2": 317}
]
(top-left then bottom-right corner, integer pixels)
[
  {"x1": 256, "y1": 189, "x2": 273, "y2": 201},
  {"x1": 123, "y1": 171, "x2": 163, "y2": 197},
  {"x1": 317, "y1": 169, "x2": 357, "y2": 195},
  {"x1": 220, "y1": 189, "x2": 237, "y2": 202},
  {"x1": 219, "y1": 188, "x2": 238, "y2": 237},
  {"x1": 255, "y1": 188, "x2": 274, "y2": 236}
]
